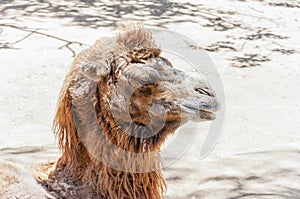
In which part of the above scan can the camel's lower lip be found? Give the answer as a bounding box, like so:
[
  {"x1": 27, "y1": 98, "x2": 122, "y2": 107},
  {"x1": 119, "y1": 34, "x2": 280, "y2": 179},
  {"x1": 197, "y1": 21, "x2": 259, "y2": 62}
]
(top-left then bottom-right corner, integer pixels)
[
  {"x1": 198, "y1": 109, "x2": 213, "y2": 114},
  {"x1": 199, "y1": 109, "x2": 216, "y2": 120}
]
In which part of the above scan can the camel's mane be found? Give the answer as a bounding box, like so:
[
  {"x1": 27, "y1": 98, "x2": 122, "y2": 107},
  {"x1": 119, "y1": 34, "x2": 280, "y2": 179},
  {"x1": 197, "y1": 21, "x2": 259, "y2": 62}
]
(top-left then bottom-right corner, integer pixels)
[{"x1": 47, "y1": 25, "x2": 173, "y2": 199}]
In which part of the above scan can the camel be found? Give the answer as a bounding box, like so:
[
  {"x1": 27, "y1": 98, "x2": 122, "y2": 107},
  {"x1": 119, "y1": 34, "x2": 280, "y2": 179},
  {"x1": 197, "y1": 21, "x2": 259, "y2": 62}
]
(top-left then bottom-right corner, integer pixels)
[
  {"x1": 0, "y1": 160, "x2": 55, "y2": 199},
  {"x1": 0, "y1": 24, "x2": 219, "y2": 199}
]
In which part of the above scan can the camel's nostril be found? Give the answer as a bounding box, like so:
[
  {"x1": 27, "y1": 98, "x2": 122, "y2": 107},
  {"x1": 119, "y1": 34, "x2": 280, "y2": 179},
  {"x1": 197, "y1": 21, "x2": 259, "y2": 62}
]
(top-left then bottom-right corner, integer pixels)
[{"x1": 195, "y1": 88, "x2": 215, "y2": 97}]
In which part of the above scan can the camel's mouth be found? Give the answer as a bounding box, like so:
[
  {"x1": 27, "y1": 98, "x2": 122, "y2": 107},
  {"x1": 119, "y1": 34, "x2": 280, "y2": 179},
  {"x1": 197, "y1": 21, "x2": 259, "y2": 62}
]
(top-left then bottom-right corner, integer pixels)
[
  {"x1": 180, "y1": 98, "x2": 220, "y2": 122},
  {"x1": 181, "y1": 105, "x2": 216, "y2": 121}
]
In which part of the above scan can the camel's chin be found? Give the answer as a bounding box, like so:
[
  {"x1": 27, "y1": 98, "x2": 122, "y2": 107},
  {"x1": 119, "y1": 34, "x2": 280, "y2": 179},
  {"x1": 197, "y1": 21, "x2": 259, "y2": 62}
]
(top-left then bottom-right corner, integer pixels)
[
  {"x1": 197, "y1": 110, "x2": 216, "y2": 121},
  {"x1": 189, "y1": 111, "x2": 216, "y2": 122}
]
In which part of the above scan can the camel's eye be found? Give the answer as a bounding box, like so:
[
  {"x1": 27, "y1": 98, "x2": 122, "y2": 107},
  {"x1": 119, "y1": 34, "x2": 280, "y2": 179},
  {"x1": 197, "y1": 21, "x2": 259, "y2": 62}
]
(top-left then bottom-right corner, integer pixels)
[
  {"x1": 139, "y1": 69, "x2": 159, "y2": 85},
  {"x1": 129, "y1": 66, "x2": 159, "y2": 86}
]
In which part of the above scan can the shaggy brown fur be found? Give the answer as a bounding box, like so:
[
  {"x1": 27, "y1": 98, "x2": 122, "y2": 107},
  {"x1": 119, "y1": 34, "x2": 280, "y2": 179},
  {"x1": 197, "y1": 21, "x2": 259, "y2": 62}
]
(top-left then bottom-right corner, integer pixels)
[{"x1": 42, "y1": 24, "x2": 219, "y2": 199}]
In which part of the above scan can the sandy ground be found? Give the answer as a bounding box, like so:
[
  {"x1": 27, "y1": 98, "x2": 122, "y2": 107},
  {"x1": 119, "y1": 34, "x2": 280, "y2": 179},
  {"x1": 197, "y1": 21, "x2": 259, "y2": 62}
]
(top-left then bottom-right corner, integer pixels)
[{"x1": 0, "y1": 0, "x2": 300, "y2": 198}]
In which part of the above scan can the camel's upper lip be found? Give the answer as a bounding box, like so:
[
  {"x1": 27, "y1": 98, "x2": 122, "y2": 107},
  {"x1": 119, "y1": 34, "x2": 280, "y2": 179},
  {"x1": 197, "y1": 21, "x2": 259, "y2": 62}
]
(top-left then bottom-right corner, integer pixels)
[
  {"x1": 180, "y1": 98, "x2": 220, "y2": 112},
  {"x1": 181, "y1": 103, "x2": 218, "y2": 113}
]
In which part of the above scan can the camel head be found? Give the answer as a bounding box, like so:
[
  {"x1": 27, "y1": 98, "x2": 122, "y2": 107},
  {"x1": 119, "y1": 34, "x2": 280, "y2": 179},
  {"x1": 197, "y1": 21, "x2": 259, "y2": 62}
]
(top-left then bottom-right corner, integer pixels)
[{"x1": 75, "y1": 25, "x2": 219, "y2": 152}]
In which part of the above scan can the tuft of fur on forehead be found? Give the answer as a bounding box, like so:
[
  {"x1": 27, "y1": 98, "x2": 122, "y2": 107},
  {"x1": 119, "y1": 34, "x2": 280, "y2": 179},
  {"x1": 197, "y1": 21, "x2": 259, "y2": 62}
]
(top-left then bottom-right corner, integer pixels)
[
  {"x1": 116, "y1": 24, "x2": 158, "y2": 51},
  {"x1": 78, "y1": 25, "x2": 161, "y2": 82},
  {"x1": 81, "y1": 24, "x2": 162, "y2": 82}
]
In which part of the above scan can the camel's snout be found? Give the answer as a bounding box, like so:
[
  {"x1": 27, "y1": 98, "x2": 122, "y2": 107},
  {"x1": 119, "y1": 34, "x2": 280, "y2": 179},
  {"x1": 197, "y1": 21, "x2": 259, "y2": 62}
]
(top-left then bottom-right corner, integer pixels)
[
  {"x1": 176, "y1": 73, "x2": 220, "y2": 121},
  {"x1": 194, "y1": 86, "x2": 220, "y2": 112}
]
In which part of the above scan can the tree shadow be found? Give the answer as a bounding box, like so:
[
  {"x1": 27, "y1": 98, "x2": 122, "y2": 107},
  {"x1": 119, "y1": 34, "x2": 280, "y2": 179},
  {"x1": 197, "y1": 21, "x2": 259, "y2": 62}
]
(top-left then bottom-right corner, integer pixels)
[
  {"x1": 0, "y1": 0, "x2": 295, "y2": 67},
  {"x1": 229, "y1": 53, "x2": 271, "y2": 68},
  {"x1": 166, "y1": 149, "x2": 300, "y2": 198},
  {"x1": 0, "y1": 0, "x2": 241, "y2": 29}
]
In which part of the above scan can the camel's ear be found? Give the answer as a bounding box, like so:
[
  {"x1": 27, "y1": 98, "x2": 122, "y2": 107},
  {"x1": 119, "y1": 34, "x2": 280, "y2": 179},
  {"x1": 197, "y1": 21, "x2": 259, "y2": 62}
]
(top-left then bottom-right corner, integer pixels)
[
  {"x1": 53, "y1": 81, "x2": 83, "y2": 165},
  {"x1": 54, "y1": 65, "x2": 100, "y2": 165},
  {"x1": 80, "y1": 61, "x2": 110, "y2": 81}
]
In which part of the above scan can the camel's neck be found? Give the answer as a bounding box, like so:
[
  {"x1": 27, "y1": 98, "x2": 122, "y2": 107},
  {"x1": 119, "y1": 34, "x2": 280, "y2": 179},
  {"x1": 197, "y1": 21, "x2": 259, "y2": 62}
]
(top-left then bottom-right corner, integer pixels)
[
  {"x1": 48, "y1": 153, "x2": 165, "y2": 199},
  {"x1": 85, "y1": 158, "x2": 165, "y2": 199}
]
